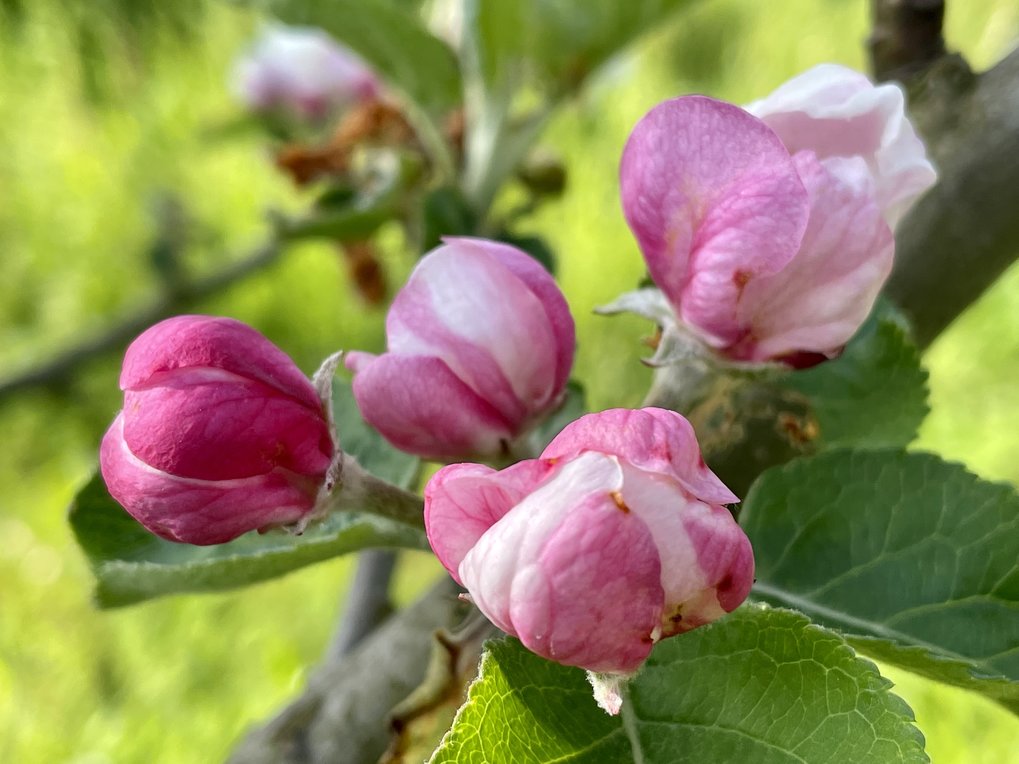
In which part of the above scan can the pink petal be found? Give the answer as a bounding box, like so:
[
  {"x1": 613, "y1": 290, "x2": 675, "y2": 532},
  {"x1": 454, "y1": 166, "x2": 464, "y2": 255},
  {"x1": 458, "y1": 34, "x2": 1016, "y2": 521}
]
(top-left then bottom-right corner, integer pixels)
[
  {"x1": 343, "y1": 350, "x2": 377, "y2": 374},
  {"x1": 424, "y1": 458, "x2": 554, "y2": 584},
  {"x1": 746, "y1": 63, "x2": 936, "y2": 227},
  {"x1": 122, "y1": 369, "x2": 333, "y2": 482},
  {"x1": 460, "y1": 453, "x2": 663, "y2": 673},
  {"x1": 100, "y1": 415, "x2": 317, "y2": 545},
  {"x1": 120, "y1": 315, "x2": 321, "y2": 412},
  {"x1": 349, "y1": 353, "x2": 515, "y2": 461},
  {"x1": 385, "y1": 242, "x2": 564, "y2": 424},
  {"x1": 543, "y1": 408, "x2": 738, "y2": 505},
  {"x1": 620, "y1": 96, "x2": 809, "y2": 345},
  {"x1": 444, "y1": 237, "x2": 576, "y2": 395},
  {"x1": 679, "y1": 500, "x2": 755, "y2": 623},
  {"x1": 732, "y1": 152, "x2": 894, "y2": 361},
  {"x1": 615, "y1": 465, "x2": 722, "y2": 638}
]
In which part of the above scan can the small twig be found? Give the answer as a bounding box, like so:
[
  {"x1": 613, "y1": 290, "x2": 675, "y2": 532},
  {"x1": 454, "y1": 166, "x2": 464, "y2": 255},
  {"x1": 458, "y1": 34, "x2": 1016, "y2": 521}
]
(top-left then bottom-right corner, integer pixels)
[
  {"x1": 0, "y1": 240, "x2": 283, "y2": 402},
  {"x1": 329, "y1": 550, "x2": 398, "y2": 660}
]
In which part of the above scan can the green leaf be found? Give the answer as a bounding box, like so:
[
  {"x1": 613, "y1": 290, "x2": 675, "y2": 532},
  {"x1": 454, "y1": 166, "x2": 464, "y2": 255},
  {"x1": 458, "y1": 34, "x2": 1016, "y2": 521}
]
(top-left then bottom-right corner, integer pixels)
[
  {"x1": 531, "y1": 380, "x2": 586, "y2": 451},
  {"x1": 742, "y1": 449, "x2": 1019, "y2": 712},
  {"x1": 420, "y1": 185, "x2": 478, "y2": 254},
  {"x1": 473, "y1": 0, "x2": 697, "y2": 93},
  {"x1": 785, "y1": 309, "x2": 929, "y2": 449},
  {"x1": 264, "y1": 0, "x2": 462, "y2": 117},
  {"x1": 332, "y1": 377, "x2": 419, "y2": 488},
  {"x1": 69, "y1": 475, "x2": 426, "y2": 608},
  {"x1": 461, "y1": 0, "x2": 697, "y2": 212},
  {"x1": 430, "y1": 606, "x2": 927, "y2": 763},
  {"x1": 69, "y1": 381, "x2": 424, "y2": 608},
  {"x1": 496, "y1": 232, "x2": 557, "y2": 275}
]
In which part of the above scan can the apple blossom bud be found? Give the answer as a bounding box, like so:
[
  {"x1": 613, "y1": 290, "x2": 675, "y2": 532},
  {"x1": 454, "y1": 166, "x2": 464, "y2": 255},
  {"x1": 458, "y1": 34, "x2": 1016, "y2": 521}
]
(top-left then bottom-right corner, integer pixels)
[
  {"x1": 346, "y1": 237, "x2": 575, "y2": 461},
  {"x1": 232, "y1": 24, "x2": 380, "y2": 122},
  {"x1": 620, "y1": 95, "x2": 893, "y2": 366},
  {"x1": 100, "y1": 315, "x2": 334, "y2": 545},
  {"x1": 746, "y1": 63, "x2": 937, "y2": 228},
  {"x1": 424, "y1": 408, "x2": 753, "y2": 686}
]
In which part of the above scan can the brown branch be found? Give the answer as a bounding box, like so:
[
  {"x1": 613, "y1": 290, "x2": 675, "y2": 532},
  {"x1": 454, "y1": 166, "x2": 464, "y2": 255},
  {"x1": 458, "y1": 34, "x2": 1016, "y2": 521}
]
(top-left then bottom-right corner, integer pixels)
[{"x1": 874, "y1": 28, "x2": 1019, "y2": 347}]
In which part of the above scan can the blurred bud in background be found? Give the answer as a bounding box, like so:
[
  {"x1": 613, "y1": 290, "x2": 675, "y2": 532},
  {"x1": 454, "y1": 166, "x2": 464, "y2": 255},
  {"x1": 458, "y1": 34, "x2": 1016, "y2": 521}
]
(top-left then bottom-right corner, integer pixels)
[{"x1": 231, "y1": 23, "x2": 380, "y2": 124}]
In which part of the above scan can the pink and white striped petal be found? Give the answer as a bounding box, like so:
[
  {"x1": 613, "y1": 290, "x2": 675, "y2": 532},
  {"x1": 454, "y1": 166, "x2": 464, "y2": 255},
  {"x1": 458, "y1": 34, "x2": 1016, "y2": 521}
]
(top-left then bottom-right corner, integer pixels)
[
  {"x1": 424, "y1": 458, "x2": 554, "y2": 584},
  {"x1": 543, "y1": 407, "x2": 739, "y2": 505}
]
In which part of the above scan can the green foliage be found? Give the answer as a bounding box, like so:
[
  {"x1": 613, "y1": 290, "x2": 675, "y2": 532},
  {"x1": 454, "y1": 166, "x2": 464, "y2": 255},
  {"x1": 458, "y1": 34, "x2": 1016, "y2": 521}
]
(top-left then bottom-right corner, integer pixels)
[
  {"x1": 472, "y1": 0, "x2": 698, "y2": 93},
  {"x1": 786, "y1": 306, "x2": 929, "y2": 449},
  {"x1": 69, "y1": 379, "x2": 424, "y2": 607},
  {"x1": 431, "y1": 606, "x2": 927, "y2": 763},
  {"x1": 420, "y1": 186, "x2": 479, "y2": 254},
  {"x1": 742, "y1": 449, "x2": 1019, "y2": 712},
  {"x1": 331, "y1": 377, "x2": 419, "y2": 488},
  {"x1": 462, "y1": 0, "x2": 699, "y2": 212},
  {"x1": 532, "y1": 380, "x2": 586, "y2": 450},
  {"x1": 69, "y1": 474, "x2": 425, "y2": 607}
]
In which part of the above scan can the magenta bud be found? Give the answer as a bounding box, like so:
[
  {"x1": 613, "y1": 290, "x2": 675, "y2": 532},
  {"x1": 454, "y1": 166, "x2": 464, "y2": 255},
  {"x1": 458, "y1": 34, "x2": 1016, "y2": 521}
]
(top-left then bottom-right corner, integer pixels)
[
  {"x1": 424, "y1": 408, "x2": 754, "y2": 678},
  {"x1": 346, "y1": 237, "x2": 576, "y2": 461},
  {"x1": 231, "y1": 24, "x2": 381, "y2": 122},
  {"x1": 99, "y1": 315, "x2": 334, "y2": 545}
]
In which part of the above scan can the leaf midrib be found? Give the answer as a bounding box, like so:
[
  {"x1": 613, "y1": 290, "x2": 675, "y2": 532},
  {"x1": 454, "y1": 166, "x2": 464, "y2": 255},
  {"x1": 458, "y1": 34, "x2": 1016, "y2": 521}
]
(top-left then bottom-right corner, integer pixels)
[{"x1": 751, "y1": 582, "x2": 999, "y2": 671}]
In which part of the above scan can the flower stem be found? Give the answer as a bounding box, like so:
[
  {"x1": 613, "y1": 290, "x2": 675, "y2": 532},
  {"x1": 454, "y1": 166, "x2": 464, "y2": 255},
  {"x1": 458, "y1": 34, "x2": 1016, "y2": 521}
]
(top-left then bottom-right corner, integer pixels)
[{"x1": 328, "y1": 455, "x2": 425, "y2": 531}]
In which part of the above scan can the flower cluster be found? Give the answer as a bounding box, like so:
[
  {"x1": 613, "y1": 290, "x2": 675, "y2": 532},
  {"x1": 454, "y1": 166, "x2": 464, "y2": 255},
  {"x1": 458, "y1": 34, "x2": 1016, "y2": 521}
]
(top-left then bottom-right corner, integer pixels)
[
  {"x1": 619, "y1": 63, "x2": 934, "y2": 367},
  {"x1": 99, "y1": 59, "x2": 934, "y2": 707}
]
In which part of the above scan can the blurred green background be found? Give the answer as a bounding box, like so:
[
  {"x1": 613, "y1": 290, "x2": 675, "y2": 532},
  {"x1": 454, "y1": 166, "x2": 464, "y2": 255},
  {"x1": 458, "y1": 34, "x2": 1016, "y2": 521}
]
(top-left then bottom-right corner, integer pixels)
[{"x1": 1, "y1": 1, "x2": 1018, "y2": 761}]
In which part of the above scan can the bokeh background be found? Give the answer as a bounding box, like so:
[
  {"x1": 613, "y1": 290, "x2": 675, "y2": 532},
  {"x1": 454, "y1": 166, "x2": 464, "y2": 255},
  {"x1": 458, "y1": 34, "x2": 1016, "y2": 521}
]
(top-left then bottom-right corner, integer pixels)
[{"x1": 2, "y1": 1, "x2": 1018, "y2": 761}]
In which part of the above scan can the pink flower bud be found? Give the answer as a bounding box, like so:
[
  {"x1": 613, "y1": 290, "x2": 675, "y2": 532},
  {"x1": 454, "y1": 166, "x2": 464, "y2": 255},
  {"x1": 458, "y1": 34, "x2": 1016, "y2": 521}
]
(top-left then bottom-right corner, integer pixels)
[
  {"x1": 746, "y1": 63, "x2": 937, "y2": 228},
  {"x1": 620, "y1": 95, "x2": 894, "y2": 365},
  {"x1": 424, "y1": 408, "x2": 753, "y2": 676},
  {"x1": 100, "y1": 316, "x2": 334, "y2": 545},
  {"x1": 232, "y1": 24, "x2": 380, "y2": 122},
  {"x1": 346, "y1": 237, "x2": 576, "y2": 461}
]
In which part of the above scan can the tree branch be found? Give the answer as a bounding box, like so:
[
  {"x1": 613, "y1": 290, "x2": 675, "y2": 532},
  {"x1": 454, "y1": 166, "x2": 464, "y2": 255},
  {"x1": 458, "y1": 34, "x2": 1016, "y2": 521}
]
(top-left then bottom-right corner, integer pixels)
[
  {"x1": 229, "y1": 576, "x2": 464, "y2": 764},
  {"x1": 327, "y1": 550, "x2": 397, "y2": 660},
  {"x1": 870, "y1": 4, "x2": 1019, "y2": 348},
  {"x1": 0, "y1": 240, "x2": 284, "y2": 402}
]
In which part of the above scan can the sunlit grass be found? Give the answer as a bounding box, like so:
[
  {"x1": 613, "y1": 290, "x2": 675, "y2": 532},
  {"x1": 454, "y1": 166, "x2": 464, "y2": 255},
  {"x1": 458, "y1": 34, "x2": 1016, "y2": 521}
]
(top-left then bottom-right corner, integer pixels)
[{"x1": 1, "y1": 1, "x2": 1017, "y2": 762}]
